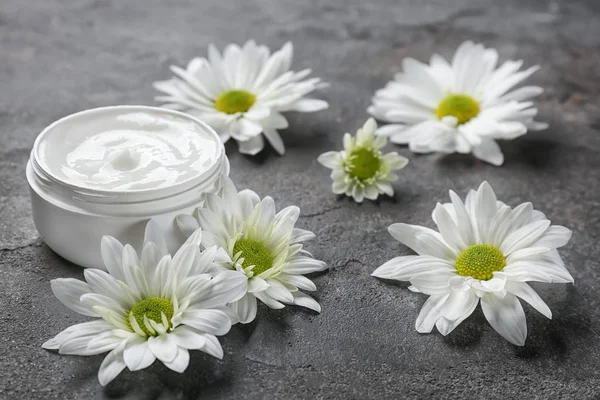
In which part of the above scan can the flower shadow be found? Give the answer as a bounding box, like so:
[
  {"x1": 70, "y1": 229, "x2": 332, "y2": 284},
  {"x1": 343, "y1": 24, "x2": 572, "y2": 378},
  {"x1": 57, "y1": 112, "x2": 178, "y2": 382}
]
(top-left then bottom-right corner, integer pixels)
[
  {"x1": 500, "y1": 138, "x2": 560, "y2": 170},
  {"x1": 436, "y1": 152, "x2": 481, "y2": 168},
  {"x1": 441, "y1": 309, "x2": 485, "y2": 348},
  {"x1": 513, "y1": 284, "x2": 586, "y2": 360},
  {"x1": 102, "y1": 354, "x2": 234, "y2": 399},
  {"x1": 434, "y1": 137, "x2": 560, "y2": 170}
]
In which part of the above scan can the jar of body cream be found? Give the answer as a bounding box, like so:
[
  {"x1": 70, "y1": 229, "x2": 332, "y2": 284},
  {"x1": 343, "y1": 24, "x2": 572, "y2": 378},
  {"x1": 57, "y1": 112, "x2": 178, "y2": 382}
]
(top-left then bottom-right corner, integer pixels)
[{"x1": 26, "y1": 105, "x2": 228, "y2": 269}]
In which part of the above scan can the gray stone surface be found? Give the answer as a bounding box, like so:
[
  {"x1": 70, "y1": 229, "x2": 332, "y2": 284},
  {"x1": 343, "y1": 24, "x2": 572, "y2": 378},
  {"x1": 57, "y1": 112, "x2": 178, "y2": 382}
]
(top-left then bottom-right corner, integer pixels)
[{"x1": 1, "y1": 0, "x2": 600, "y2": 398}]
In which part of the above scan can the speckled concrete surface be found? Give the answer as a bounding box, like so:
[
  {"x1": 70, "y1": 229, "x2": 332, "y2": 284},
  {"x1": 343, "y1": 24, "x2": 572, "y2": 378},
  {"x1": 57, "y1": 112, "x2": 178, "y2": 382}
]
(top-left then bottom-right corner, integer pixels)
[{"x1": 1, "y1": 0, "x2": 600, "y2": 399}]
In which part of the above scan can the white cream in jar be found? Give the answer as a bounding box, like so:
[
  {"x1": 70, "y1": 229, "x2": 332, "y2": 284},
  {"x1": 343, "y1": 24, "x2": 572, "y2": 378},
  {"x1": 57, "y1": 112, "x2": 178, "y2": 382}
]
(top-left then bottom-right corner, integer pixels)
[{"x1": 27, "y1": 106, "x2": 229, "y2": 269}]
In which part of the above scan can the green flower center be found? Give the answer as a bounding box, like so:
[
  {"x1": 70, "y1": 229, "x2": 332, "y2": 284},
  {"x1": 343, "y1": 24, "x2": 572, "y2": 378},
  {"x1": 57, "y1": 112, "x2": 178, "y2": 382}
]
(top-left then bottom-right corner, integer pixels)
[
  {"x1": 233, "y1": 239, "x2": 273, "y2": 275},
  {"x1": 348, "y1": 148, "x2": 381, "y2": 180},
  {"x1": 435, "y1": 94, "x2": 480, "y2": 125},
  {"x1": 215, "y1": 90, "x2": 256, "y2": 114},
  {"x1": 455, "y1": 244, "x2": 506, "y2": 281},
  {"x1": 128, "y1": 297, "x2": 174, "y2": 336}
]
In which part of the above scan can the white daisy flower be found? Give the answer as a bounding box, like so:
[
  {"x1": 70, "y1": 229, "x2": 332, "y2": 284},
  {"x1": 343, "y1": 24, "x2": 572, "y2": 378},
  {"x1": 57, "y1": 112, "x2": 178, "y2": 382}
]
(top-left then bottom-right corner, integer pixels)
[
  {"x1": 154, "y1": 40, "x2": 328, "y2": 156},
  {"x1": 368, "y1": 41, "x2": 548, "y2": 166},
  {"x1": 43, "y1": 221, "x2": 247, "y2": 386},
  {"x1": 372, "y1": 182, "x2": 573, "y2": 346},
  {"x1": 176, "y1": 177, "x2": 327, "y2": 324},
  {"x1": 317, "y1": 118, "x2": 409, "y2": 203}
]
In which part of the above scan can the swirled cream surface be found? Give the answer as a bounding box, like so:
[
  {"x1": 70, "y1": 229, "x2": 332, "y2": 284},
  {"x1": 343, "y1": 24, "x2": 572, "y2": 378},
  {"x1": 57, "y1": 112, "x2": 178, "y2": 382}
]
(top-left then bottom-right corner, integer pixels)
[{"x1": 36, "y1": 108, "x2": 220, "y2": 192}]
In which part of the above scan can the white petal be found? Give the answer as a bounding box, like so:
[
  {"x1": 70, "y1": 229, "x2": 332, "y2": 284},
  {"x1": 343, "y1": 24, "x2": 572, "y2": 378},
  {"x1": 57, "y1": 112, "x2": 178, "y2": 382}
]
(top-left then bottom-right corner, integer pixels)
[
  {"x1": 100, "y1": 235, "x2": 125, "y2": 281},
  {"x1": 410, "y1": 271, "x2": 454, "y2": 295},
  {"x1": 182, "y1": 227, "x2": 203, "y2": 248},
  {"x1": 317, "y1": 151, "x2": 341, "y2": 169},
  {"x1": 234, "y1": 118, "x2": 264, "y2": 140},
  {"x1": 433, "y1": 203, "x2": 467, "y2": 251},
  {"x1": 284, "y1": 257, "x2": 327, "y2": 274},
  {"x1": 263, "y1": 128, "x2": 285, "y2": 155},
  {"x1": 141, "y1": 242, "x2": 164, "y2": 280},
  {"x1": 43, "y1": 320, "x2": 114, "y2": 352},
  {"x1": 276, "y1": 205, "x2": 300, "y2": 224},
  {"x1": 436, "y1": 299, "x2": 478, "y2": 336},
  {"x1": 247, "y1": 277, "x2": 269, "y2": 293},
  {"x1": 372, "y1": 256, "x2": 453, "y2": 281},
  {"x1": 84, "y1": 269, "x2": 135, "y2": 309},
  {"x1": 148, "y1": 333, "x2": 178, "y2": 363},
  {"x1": 171, "y1": 326, "x2": 206, "y2": 350},
  {"x1": 143, "y1": 220, "x2": 168, "y2": 258},
  {"x1": 505, "y1": 281, "x2": 552, "y2": 319},
  {"x1": 163, "y1": 347, "x2": 190, "y2": 373},
  {"x1": 490, "y1": 202, "x2": 533, "y2": 246},
  {"x1": 176, "y1": 214, "x2": 200, "y2": 239},
  {"x1": 171, "y1": 244, "x2": 199, "y2": 282},
  {"x1": 472, "y1": 138, "x2": 504, "y2": 166},
  {"x1": 123, "y1": 338, "x2": 156, "y2": 371},
  {"x1": 50, "y1": 278, "x2": 96, "y2": 317},
  {"x1": 500, "y1": 220, "x2": 551, "y2": 255},
  {"x1": 122, "y1": 244, "x2": 140, "y2": 269},
  {"x1": 291, "y1": 291, "x2": 321, "y2": 312},
  {"x1": 290, "y1": 228, "x2": 316, "y2": 244},
  {"x1": 86, "y1": 331, "x2": 127, "y2": 355},
  {"x1": 182, "y1": 309, "x2": 231, "y2": 336},
  {"x1": 472, "y1": 181, "x2": 498, "y2": 242},
  {"x1": 506, "y1": 246, "x2": 551, "y2": 263},
  {"x1": 264, "y1": 280, "x2": 295, "y2": 303},
  {"x1": 193, "y1": 271, "x2": 248, "y2": 308},
  {"x1": 375, "y1": 124, "x2": 405, "y2": 138},
  {"x1": 237, "y1": 134, "x2": 265, "y2": 155},
  {"x1": 277, "y1": 273, "x2": 317, "y2": 291},
  {"x1": 230, "y1": 293, "x2": 258, "y2": 324},
  {"x1": 481, "y1": 293, "x2": 527, "y2": 346},
  {"x1": 387, "y1": 223, "x2": 456, "y2": 260},
  {"x1": 287, "y1": 98, "x2": 328, "y2": 112},
  {"x1": 448, "y1": 276, "x2": 470, "y2": 292},
  {"x1": 448, "y1": 190, "x2": 475, "y2": 246},
  {"x1": 196, "y1": 208, "x2": 229, "y2": 241},
  {"x1": 199, "y1": 333, "x2": 224, "y2": 359},
  {"x1": 98, "y1": 346, "x2": 126, "y2": 386},
  {"x1": 467, "y1": 276, "x2": 506, "y2": 293},
  {"x1": 533, "y1": 225, "x2": 572, "y2": 249},
  {"x1": 254, "y1": 290, "x2": 285, "y2": 309},
  {"x1": 502, "y1": 259, "x2": 573, "y2": 283},
  {"x1": 415, "y1": 295, "x2": 447, "y2": 333},
  {"x1": 439, "y1": 290, "x2": 478, "y2": 321}
]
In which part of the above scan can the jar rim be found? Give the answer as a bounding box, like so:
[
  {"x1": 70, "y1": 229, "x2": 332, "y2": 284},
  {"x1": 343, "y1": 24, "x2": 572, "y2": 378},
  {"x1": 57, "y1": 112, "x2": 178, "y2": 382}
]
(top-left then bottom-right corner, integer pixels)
[{"x1": 31, "y1": 105, "x2": 225, "y2": 203}]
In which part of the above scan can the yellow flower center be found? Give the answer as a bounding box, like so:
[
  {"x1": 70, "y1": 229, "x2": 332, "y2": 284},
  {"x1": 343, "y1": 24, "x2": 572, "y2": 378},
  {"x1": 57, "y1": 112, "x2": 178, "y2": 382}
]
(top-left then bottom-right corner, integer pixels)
[
  {"x1": 348, "y1": 147, "x2": 381, "y2": 180},
  {"x1": 435, "y1": 94, "x2": 480, "y2": 125},
  {"x1": 215, "y1": 90, "x2": 256, "y2": 114},
  {"x1": 455, "y1": 244, "x2": 506, "y2": 281},
  {"x1": 233, "y1": 239, "x2": 273, "y2": 275},
  {"x1": 128, "y1": 297, "x2": 174, "y2": 336}
]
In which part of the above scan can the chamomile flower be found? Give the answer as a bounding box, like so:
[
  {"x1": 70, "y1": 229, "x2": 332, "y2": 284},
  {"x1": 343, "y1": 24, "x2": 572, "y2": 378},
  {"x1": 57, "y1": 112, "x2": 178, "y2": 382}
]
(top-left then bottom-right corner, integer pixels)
[
  {"x1": 317, "y1": 118, "x2": 409, "y2": 203},
  {"x1": 369, "y1": 41, "x2": 548, "y2": 166},
  {"x1": 154, "y1": 40, "x2": 328, "y2": 156},
  {"x1": 372, "y1": 182, "x2": 573, "y2": 346},
  {"x1": 176, "y1": 177, "x2": 327, "y2": 324},
  {"x1": 43, "y1": 221, "x2": 247, "y2": 386}
]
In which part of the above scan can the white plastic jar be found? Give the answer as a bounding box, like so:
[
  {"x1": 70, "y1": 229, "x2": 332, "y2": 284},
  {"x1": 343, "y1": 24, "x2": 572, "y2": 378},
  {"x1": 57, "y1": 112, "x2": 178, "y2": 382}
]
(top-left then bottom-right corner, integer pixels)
[{"x1": 26, "y1": 105, "x2": 229, "y2": 269}]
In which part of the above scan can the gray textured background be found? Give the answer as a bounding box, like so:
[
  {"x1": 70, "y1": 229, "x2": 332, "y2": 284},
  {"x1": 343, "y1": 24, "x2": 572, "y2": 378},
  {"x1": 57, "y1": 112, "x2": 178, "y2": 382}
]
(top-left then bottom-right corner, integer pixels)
[{"x1": 1, "y1": 0, "x2": 600, "y2": 399}]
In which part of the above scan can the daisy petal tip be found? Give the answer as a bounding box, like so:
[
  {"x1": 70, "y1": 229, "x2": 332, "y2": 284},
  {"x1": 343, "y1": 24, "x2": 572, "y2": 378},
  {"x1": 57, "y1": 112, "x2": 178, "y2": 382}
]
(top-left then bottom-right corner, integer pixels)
[
  {"x1": 363, "y1": 117, "x2": 377, "y2": 132},
  {"x1": 42, "y1": 338, "x2": 59, "y2": 350},
  {"x1": 415, "y1": 323, "x2": 434, "y2": 334},
  {"x1": 317, "y1": 151, "x2": 339, "y2": 169}
]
